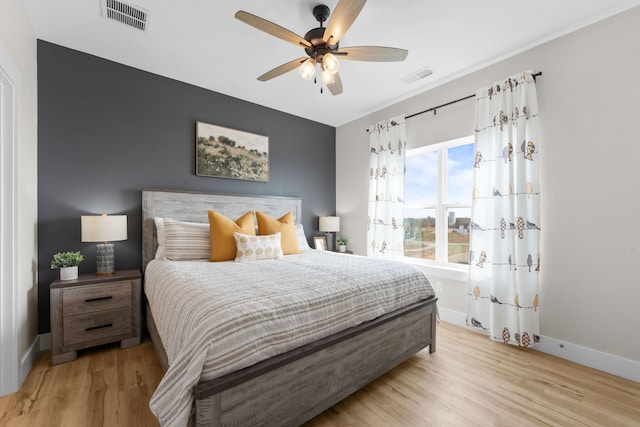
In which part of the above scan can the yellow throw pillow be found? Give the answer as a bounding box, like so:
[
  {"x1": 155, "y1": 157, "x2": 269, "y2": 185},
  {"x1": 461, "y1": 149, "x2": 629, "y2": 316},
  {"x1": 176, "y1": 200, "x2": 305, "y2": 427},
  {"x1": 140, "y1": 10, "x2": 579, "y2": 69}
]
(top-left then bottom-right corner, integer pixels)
[
  {"x1": 256, "y1": 211, "x2": 300, "y2": 255},
  {"x1": 208, "y1": 210, "x2": 255, "y2": 261}
]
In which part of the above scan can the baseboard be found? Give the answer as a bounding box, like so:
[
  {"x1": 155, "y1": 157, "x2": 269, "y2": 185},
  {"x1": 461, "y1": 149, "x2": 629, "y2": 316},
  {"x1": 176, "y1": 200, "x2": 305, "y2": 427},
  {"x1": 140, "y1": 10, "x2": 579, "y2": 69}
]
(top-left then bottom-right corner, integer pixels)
[
  {"x1": 437, "y1": 308, "x2": 640, "y2": 383},
  {"x1": 39, "y1": 332, "x2": 51, "y2": 351},
  {"x1": 437, "y1": 306, "x2": 467, "y2": 327},
  {"x1": 20, "y1": 335, "x2": 41, "y2": 386},
  {"x1": 536, "y1": 335, "x2": 640, "y2": 383}
]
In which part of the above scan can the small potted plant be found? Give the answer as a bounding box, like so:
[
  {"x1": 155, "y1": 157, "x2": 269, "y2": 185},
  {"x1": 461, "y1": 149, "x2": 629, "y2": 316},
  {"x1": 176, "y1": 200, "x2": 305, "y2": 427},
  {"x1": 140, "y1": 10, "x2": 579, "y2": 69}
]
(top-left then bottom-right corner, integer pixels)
[
  {"x1": 51, "y1": 251, "x2": 85, "y2": 281},
  {"x1": 337, "y1": 236, "x2": 348, "y2": 253}
]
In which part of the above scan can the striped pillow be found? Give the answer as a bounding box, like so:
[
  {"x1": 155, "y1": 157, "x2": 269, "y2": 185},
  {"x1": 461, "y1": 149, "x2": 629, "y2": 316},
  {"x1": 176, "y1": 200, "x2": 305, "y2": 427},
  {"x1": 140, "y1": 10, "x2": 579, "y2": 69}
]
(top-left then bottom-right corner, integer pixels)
[
  {"x1": 234, "y1": 232, "x2": 283, "y2": 262},
  {"x1": 163, "y1": 218, "x2": 210, "y2": 260}
]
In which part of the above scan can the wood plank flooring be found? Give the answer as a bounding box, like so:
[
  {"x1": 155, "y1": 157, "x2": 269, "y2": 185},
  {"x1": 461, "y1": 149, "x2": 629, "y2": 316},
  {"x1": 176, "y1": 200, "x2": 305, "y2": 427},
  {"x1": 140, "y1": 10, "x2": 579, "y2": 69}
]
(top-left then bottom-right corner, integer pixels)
[{"x1": 1, "y1": 321, "x2": 639, "y2": 426}]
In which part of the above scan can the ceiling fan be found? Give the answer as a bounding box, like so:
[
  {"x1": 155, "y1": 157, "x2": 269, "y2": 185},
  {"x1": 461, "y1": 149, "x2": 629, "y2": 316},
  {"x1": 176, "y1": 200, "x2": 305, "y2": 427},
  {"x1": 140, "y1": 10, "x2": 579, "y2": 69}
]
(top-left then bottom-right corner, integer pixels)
[{"x1": 235, "y1": 0, "x2": 408, "y2": 95}]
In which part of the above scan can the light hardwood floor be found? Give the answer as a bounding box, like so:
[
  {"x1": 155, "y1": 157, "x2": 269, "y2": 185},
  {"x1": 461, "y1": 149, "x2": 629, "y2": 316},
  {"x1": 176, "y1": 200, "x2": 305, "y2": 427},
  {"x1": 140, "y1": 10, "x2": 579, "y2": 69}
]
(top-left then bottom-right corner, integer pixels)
[{"x1": 1, "y1": 321, "x2": 639, "y2": 426}]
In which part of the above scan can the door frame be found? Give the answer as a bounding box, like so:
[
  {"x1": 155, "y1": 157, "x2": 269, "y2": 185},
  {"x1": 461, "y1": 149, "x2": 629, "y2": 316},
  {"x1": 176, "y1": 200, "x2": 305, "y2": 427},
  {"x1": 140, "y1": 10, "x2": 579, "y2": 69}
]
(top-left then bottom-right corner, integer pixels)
[{"x1": 0, "y1": 41, "x2": 21, "y2": 397}]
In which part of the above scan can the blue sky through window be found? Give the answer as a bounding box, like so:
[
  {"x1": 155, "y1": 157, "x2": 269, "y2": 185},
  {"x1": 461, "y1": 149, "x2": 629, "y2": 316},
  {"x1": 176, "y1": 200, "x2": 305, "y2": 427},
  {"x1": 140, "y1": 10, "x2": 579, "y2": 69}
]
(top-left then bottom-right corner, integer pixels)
[
  {"x1": 404, "y1": 140, "x2": 474, "y2": 216},
  {"x1": 447, "y1": 143, "x2": 474, "y2": 204}
]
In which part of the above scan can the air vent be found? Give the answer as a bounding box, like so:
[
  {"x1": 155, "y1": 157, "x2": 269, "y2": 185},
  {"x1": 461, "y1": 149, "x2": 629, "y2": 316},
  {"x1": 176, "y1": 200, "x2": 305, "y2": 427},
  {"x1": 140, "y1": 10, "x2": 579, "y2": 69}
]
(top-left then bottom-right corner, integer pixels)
[
  {"x1": 101, "y1": 0, "x2": 149, "y2": 32},
  {"x1": 401, "y1": 67, "x2": 433, "y2": 84}
]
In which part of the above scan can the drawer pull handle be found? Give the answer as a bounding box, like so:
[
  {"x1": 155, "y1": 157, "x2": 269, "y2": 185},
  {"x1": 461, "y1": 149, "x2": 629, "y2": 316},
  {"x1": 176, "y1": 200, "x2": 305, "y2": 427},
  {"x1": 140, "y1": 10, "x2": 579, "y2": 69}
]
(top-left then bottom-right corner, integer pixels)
[
  {"x1": 85, "y1": 296, "x2": 113, "y2": 303},
  {"x1": 85, "y1": 323, "x2": 113, "y2": 331}
]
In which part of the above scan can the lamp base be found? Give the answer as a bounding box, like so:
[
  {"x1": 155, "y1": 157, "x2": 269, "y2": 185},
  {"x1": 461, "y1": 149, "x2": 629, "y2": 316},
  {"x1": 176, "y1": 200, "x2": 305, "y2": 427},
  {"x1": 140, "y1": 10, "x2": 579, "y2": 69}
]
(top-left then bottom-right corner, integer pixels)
[
  {"x1": 325, "y1": 232, "x2": 334, "y2": 252},
  {"x1": 96, "y1": 243, "x2": 116, "y2": 275}
]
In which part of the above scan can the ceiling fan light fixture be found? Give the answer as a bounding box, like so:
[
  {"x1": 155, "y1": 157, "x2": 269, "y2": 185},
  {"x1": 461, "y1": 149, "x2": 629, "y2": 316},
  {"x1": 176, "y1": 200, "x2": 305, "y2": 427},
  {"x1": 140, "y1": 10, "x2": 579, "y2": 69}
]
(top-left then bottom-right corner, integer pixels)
[
  {"x1": 298, "y1": 58, "x2": 317, "y2": 80},
  {"x1": 321, "y1": 68, "x2": 335, "y2": 85},
  {"x1": 322, "y1": 53, "x2": 340, "y2": 74}
]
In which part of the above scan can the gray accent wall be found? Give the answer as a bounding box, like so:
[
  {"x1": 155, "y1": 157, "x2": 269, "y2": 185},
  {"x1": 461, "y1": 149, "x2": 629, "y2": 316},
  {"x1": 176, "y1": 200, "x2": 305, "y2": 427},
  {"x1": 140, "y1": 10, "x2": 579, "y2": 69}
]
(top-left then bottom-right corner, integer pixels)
[{"x1": 37, "y1": 40, "x2": 336, "y2": 333}]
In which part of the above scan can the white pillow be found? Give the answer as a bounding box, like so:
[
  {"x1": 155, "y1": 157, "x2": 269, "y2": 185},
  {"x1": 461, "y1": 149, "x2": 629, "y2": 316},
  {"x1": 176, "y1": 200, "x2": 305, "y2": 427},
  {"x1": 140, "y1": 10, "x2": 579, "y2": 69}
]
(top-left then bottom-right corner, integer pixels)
[
  {"x1": 234, "y1": 232, "x2": 283, "y2": 262},
  {"x1": 154, "y1": 217, "x2": 166, "y2": 259},
  {"x1": 296, "y1": 223, "x2": 311, "y2": 251},
  {"x1": 162, "y1": 218, "x2": 210, "y2": 260}
]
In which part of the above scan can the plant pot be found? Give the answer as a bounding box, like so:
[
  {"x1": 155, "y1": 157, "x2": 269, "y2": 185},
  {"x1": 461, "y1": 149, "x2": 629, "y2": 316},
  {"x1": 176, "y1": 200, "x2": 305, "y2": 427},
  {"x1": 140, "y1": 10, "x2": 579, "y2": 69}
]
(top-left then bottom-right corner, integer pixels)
[
  {"x1": 60, "y1": 266, "x2": 78, "y2": 281},
  {"x1": 338, "y1": 245, "x2": 347, "y2": 253}
]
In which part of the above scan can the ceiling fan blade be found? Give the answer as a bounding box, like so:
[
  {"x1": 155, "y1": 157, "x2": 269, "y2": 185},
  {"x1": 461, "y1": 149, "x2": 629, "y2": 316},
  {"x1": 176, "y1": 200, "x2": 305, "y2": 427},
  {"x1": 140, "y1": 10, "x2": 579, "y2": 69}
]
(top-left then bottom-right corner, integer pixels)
[
  {"x1": 337, "y1": 46, "x2": 408, "y2": 62},
  {"x1": 257, "y1": 58, "x2": 308, "y2": 81},
  {"x1": 322, "y1": 0, "x2": 367, "y2": 45},
  {"x1": 327, "y1": 72, "x2": 343, "y2": 96},
  {"x1": 235, "y1": 11, "x2": 311, "y2": 49}
]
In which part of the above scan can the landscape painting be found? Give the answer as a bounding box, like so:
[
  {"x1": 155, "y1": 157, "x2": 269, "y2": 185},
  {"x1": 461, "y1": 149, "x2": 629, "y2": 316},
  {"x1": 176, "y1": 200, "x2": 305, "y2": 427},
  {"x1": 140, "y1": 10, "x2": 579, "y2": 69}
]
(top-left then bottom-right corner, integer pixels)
[{"x1": 196, "y1": 121, "x2": 269, "y2": 182}]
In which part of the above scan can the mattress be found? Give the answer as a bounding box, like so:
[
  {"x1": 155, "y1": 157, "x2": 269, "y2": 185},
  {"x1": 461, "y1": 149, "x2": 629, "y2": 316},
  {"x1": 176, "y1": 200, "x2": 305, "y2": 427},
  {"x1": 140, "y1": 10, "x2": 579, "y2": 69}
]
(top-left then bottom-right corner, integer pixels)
[{"x1": 145, "y1": 250, "x2": 434, "y2": 426}]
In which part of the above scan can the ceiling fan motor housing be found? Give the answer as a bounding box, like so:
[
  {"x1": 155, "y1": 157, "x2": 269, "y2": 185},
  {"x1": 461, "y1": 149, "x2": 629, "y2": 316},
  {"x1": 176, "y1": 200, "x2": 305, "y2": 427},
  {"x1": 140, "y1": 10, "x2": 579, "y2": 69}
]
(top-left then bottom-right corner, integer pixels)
[
  {"x1": 305, "y1": 4, "x2": 338, "y2": 62},
  {"x1": 303, "y1": 27, "x2": 338, "y2": 61}
]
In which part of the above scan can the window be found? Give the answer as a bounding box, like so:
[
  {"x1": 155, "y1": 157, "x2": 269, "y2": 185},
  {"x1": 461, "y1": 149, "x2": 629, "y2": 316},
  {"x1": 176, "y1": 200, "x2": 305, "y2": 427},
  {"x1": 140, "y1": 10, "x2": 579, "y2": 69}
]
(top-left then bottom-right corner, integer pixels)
[{"x1": 404, "y1": 135, "x2": 474, "y2": 270}]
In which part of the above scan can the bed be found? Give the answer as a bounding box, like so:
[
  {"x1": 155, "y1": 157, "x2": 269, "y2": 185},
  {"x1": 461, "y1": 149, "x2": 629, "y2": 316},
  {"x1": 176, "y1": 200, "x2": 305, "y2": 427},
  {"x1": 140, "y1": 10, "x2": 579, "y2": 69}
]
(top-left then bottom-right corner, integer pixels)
[{"x1": 141, "y1": 190, "x2": 437, "y2": 426}]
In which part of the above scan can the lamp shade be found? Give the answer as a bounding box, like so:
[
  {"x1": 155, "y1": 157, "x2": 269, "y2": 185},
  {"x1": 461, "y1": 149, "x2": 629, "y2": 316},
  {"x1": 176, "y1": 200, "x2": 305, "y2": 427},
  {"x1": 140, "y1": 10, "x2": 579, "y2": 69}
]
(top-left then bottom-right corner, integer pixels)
[
  {"x1": 319, "y1": 216, "x2": 340, "y2": 233},
  {"x1": 81, "y1": 214, "x2": 127, "y2": 243}
]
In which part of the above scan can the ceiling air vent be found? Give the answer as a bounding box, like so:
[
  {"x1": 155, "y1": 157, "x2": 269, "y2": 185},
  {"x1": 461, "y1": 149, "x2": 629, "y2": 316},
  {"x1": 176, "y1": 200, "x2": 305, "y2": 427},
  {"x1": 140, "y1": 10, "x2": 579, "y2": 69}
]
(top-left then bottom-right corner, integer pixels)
[
  {"x1": 401, "y1": 67, "x2": 433, "y2": 84},
  {"x1": 101, "y1": 0, "x2": 149, "y2": 32}
]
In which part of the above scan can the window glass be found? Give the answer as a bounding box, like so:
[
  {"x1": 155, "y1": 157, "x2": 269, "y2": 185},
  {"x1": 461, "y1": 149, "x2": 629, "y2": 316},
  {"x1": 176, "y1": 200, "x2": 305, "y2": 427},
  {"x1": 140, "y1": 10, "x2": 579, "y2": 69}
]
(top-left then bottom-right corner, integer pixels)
[
  {"x1": 447, "y1": 207, "x2": 471, "y2": 265},
  {"x1": 404, "y1": 208, "x2": 436, "y2": 261},
  {"x1": 447, "y1": 144, "x2": 474, "y2": 204},
  {"x1": 405, "y1": 150, "x2": 438, "y2": 206},
  {"x1": 404, "y1": 136, "x2": 474, "y2": 268}
]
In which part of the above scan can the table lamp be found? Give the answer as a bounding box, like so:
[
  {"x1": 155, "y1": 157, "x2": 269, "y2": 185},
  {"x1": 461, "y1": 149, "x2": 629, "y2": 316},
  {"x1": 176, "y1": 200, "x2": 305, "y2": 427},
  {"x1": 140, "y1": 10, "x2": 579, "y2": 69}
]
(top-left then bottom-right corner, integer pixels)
[
  {"x1": 81, "y1": 213, "x2": 127, "y2": 275},
  {"x1": 319, "y1": 216, "x2": 340, "y2": 251}
]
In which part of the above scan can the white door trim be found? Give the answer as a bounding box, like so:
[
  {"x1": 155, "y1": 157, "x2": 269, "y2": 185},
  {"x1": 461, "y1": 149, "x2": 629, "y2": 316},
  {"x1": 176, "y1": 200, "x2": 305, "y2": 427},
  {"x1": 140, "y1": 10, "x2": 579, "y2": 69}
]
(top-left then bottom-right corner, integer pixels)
[{"x1": 0, "y1": 41, "x2": 21, "y2": 397}]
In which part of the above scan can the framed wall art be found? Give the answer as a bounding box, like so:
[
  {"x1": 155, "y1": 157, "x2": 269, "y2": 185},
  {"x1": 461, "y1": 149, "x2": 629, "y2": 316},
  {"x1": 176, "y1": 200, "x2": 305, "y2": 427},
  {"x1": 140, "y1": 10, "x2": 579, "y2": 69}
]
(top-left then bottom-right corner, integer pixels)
[{"x1": 196, "y1": 121, "x2": 269, "y2": 182}]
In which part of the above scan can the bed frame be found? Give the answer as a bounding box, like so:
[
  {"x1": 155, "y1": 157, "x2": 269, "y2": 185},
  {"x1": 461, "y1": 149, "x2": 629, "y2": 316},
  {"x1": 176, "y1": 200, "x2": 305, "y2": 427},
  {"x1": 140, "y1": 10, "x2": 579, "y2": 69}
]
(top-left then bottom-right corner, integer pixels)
[{"x1": 141, "y1": 190, "x2": 437, "y2": 426}]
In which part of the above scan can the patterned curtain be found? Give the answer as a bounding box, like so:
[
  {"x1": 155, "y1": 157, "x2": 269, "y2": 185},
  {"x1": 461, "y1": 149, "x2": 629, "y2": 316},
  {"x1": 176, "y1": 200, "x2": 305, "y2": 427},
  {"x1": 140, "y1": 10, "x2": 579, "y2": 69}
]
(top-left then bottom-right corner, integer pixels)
[
  {"x1": 467, "y1": 71, "x2": 540, "y2": 347},
  {"x1": 367, "y1": 115, "x2": 406, "y2": 260}
]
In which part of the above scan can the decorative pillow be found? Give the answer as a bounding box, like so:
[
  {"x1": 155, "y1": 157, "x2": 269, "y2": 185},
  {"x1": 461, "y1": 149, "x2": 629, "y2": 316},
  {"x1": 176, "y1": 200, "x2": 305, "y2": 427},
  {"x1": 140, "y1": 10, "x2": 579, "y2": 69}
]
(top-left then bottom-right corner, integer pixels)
[
  {"x1": 296, "y1": 223, "x2": 311, "y2": 250},
  {"x1": 234, "y1": 232, "x2": 283, "y2": 262},
  {"x1": 208, "y1": 210, "x2": 256, "y2": 262},
  {"x1": 154, "y1": 217, "x2": 166, "y2": 259},
  {"x1": 163, "y1": 218, "x2": 210, "y2": 260},
  {"x1": 256, "y1": 211, "x2": 300, "y2": 255}
]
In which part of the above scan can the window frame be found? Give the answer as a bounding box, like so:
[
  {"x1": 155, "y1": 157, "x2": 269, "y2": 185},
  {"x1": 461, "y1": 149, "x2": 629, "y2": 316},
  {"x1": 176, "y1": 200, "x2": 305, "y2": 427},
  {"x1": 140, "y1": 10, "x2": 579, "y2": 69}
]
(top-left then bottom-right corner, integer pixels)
[{"x1": 403, "y1": 135, "x2": 474, "y2": 280}]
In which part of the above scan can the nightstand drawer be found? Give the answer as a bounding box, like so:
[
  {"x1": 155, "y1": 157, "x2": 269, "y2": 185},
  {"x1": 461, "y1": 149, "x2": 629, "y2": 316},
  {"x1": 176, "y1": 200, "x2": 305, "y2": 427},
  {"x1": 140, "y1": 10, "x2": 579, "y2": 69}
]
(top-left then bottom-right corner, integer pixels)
[
  {"x1": 63, "y1": 307, "x2": 132, "y2": 346},
  {"x1": 62, "y1": 281, "x2": 131, "y2": 316}
]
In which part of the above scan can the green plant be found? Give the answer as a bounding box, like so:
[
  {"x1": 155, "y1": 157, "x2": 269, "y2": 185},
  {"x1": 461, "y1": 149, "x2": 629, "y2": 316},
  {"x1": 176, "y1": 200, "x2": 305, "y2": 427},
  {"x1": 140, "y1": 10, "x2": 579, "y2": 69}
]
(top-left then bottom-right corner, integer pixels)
[
  {"x1": 51, "y1": 251, "x2": 85, "y2": 269},
  {"x1": 337, "y1": 236, "x2": 348, "y2": 246}
]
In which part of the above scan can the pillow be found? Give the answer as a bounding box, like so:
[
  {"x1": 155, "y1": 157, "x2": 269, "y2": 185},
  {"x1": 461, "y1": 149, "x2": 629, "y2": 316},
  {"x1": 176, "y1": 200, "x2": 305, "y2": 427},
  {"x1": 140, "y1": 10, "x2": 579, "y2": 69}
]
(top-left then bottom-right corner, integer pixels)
[
  {"x1": 256, "y1": 211, "x2": 300, "y2": 255},
  {"x1": 163, "y1": 218, "x2": 210, "y2": 260},
  {"x1": 208, "y1": 210, "x2": 256, "y2": 262},
  {"x1": 296, "y1": 223, "x2": 311, "y2": 250},
  {"x1": 234, "y1": 232, "x2": 283, "y2": 262},
  {"x1": 154, "y1": 217, "x2": 166, "y2": 259}
]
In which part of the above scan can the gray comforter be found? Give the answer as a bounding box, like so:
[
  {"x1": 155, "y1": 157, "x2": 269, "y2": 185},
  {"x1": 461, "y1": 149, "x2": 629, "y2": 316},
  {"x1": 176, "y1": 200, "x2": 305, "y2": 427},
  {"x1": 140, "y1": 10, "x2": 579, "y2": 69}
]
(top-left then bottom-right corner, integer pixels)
[{"x1": 145, "y1": 250, "x2": 434, "y2": 426}]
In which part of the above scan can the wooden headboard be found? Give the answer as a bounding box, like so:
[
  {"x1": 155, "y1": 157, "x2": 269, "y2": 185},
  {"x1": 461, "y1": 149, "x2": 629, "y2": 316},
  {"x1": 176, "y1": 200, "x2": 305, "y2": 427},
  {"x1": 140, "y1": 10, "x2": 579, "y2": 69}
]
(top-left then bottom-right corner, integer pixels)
[{"x1": 141, "y1": 190, "x2": 302, "y2": 271}]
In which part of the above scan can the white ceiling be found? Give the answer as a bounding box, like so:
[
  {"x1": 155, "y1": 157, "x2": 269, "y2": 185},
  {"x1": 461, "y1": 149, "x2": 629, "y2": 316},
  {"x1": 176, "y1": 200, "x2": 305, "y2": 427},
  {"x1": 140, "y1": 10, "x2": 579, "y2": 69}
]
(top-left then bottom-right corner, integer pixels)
[{"x1": 23, "y1": 0, "x2": 640, "y2": 127}]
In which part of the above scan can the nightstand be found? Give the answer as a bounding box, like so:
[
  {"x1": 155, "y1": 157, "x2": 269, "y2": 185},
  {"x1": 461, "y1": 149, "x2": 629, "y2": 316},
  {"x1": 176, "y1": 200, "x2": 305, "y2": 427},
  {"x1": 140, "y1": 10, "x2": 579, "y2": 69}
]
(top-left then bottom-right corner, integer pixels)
[{"x1": 50, "y1": 269, "x2": 142, "y2": 365}]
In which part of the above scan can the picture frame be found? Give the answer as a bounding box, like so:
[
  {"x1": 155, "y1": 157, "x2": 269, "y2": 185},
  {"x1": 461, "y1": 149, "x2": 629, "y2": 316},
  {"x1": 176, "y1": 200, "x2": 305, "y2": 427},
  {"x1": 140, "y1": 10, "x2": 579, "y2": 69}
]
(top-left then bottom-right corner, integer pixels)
[
  {"x1": 196, "y1": 121, "x2": 269, "y2": 182},
  {"x1": 313, "y1": 236, "x2": 327, "y2": 251}
]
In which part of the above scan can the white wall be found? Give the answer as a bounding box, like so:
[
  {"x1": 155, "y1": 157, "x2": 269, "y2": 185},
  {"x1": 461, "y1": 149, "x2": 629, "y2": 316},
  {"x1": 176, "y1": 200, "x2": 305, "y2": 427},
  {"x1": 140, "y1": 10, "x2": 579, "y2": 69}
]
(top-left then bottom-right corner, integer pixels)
[
  {"x1": 337, "y1": 7, "x2": 640, "y2": 367},
  {"x1": 0, "y1": 0, "x2": 39, "y2": 392}
]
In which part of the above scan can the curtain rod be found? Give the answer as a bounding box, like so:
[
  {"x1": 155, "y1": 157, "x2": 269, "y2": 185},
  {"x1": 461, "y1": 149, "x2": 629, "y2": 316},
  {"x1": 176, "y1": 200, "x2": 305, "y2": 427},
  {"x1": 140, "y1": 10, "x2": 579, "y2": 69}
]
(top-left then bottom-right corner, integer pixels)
[
  {"x1": 407, "y1": 71, "x2": 542, "y2": 120},
  {"x1": 366, "y1": 71, "x2": 542, "y2": 131}
]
